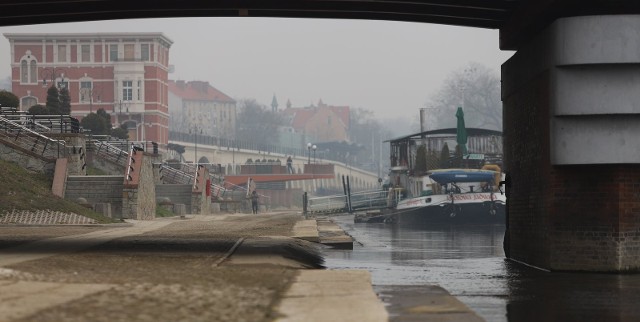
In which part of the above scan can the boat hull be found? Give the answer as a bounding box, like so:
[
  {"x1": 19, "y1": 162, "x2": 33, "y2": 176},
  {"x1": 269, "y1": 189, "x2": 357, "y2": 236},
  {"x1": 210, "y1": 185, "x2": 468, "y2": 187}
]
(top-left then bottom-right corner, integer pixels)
[{"x1": 393, "y1": 193, "x2": 506, "y2": 225}]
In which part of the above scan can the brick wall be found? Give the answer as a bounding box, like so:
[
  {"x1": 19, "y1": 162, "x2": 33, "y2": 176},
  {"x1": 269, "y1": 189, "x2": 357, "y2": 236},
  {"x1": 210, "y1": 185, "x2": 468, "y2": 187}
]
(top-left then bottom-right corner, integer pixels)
[
  {"x1": 548, "y1": 165, "x2": 640, "y2": 271},
  {"x1": 190, "y1": 166, "x2": 210, "y2": 215},
  {"x1": 503, "y1": 70, "x2": 552, "y2": 269}
]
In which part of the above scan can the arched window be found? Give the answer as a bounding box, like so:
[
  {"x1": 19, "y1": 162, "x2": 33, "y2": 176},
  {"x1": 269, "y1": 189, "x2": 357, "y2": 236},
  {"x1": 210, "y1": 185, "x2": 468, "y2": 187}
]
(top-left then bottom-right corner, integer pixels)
[
  {"x1": 29, "y1": 60, "x2": 37, "y2": 83},
  {"x1": 19, "y1": 51, "x2": 38, "y2": 84},
  {"x1": 21, "y1": 96, "x2": 38, "y2": 110},
  {"x1": 20, "y1": 60, "x2": 28, "y2": 83}
]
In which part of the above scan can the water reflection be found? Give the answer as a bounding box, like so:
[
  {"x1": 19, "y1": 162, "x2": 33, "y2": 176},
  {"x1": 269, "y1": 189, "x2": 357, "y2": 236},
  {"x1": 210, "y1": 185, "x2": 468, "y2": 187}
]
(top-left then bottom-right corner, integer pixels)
[
  {"x1": 389, "y1": 223, "x2": 505, "y2": 261},
  {"x1": 505, "y1": 265, "x2": 640, "y2": 322},
  {"x1": 324, "y1": 215, "x2": 640, "y2": 322}
]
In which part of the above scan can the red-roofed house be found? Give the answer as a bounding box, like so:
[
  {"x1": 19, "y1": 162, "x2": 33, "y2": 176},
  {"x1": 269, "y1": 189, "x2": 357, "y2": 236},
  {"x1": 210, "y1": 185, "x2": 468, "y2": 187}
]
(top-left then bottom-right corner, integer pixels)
[
  {"x1": 281, "y1": 99, "x2": 350, "y2": 143},
  {"x1": 168, "y1": 80, "x2": 236, "y2": 139}
]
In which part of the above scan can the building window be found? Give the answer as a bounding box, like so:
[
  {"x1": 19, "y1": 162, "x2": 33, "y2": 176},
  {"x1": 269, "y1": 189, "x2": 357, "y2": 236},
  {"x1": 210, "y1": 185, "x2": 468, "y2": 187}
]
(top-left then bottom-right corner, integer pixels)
[
  {"x1": 137, "y1": 80, "x2": 142, "y2": 100},
  {"x1": 80, "y1": 81, "x2": 92, "y2": 103},
  {"x1": 21, "y1": 96, "x2": 37, "y2": 110},
  {"x1": 20, "y1": 60, "x2": 28, "y2": 83},
  {"x1": 57, "y1": 44, "x2": 67, "y2": 62},
  {"x1": 124, "y1": 44, "x2": 134, "y2": 61},
  {"x1": 81, "y1": 44, "x2": 91, "y2": 62},
  {"x1": 20, "y1": 52, "x2": 38, "y2": 84},
  {"x1": 29, "y1": 60, "x2": 37, "y2": 83},
  {"x1": 122, "y1": 80, "x2": 133, "y2": 101},
  {"x1": 141, "y1": 44, "x2": 149, "y2": 61},
  {"x1": 109, "y1": 44, "x2": 118, "y2": 61}
]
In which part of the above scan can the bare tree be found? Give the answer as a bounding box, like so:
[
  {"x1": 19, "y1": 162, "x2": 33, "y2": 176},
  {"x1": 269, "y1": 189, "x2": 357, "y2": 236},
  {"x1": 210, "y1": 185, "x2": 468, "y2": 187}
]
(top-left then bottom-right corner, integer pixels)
[
  {"x1": 424, "y1": 62, "x2": 501, "y2": 131},
  {"x1": 349, "y1": 107, "x2": 394, "y2": 174},
  {"x1": 236, "y1": 98, "x2": 284, "y2": 147}
]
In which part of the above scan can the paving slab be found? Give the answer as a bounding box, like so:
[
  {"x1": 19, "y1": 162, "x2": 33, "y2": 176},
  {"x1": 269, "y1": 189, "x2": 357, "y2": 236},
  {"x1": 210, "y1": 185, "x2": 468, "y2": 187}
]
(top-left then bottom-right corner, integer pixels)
[
  {"x1": 377, "y1": 285, "x2": 485, "y2": 322},
  {"x1": 317, "y1": 219, "x2": 353, "y2": 249},
  {"x1": 292, "y1": 219, "x2": 320, "y2": 242},
  {"x1": 275, "y1": 269, "x2": 388, "y2": 322},
  {"x1": 0, "y1": 280, "x2": 113, "y2": 321}
]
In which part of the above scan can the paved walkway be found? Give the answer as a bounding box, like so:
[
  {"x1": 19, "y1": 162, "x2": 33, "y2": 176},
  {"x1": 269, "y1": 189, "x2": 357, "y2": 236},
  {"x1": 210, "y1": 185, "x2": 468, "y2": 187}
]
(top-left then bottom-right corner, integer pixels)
[
  {"x1": 276, "y1": 270, "x2": 388, "y2": 322},
  {"x1": 0, "y1": 220, "x2": 171, "y2": 267},
  {"x1": 0, "y1": 212, "x2": 484, "y2": 321}
]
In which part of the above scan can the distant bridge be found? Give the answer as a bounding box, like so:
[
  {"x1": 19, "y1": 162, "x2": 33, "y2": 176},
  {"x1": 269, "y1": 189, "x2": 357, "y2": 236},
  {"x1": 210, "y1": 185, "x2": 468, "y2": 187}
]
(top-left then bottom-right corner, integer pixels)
[{"x1": 168, "y1": 138, "x2": 382, "y2": 194}]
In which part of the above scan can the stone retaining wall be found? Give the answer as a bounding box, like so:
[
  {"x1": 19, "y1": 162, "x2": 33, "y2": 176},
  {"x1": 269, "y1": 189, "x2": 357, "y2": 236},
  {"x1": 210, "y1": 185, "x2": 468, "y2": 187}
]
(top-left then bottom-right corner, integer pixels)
[{"x1": 65, "y1": 176, "x2": 124, "y2": 218}]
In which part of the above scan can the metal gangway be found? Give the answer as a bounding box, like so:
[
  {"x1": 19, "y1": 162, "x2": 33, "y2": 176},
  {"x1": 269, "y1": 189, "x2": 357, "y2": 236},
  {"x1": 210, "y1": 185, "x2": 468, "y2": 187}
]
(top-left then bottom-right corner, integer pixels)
[{"x1": 305, "y1": 189, "x2": 390, "y2": 215}]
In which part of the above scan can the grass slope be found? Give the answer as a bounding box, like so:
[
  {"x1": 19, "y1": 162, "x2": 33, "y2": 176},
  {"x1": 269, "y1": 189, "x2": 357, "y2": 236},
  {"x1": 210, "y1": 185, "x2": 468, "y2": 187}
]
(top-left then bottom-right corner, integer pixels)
[{"x1": 0, "y1": 159, "x2": 115, "y2": 223}]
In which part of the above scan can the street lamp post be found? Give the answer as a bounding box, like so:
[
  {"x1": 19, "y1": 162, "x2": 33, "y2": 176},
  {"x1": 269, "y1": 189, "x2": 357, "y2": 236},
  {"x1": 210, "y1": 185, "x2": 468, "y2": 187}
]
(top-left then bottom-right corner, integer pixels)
[
  {"x1": 41, "y1": 67, "x2": 66, "y2": 88},
  {"x1": 307, "y1": 142, "x2": 312, "y2": 164},
  {"x1": 191, "y1": 128, "x2": 202, "y2": 164},
  {"x1": 312, "y1": 144, "x2": 317, "y2": 164},
  {"x1": 113, "y1": 100, "x2": 130, "y2": 127}
]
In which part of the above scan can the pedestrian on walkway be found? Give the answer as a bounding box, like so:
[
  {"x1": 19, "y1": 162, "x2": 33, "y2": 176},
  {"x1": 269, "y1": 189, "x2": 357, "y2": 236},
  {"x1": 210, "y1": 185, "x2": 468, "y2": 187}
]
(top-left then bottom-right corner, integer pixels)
[
  {"x1": 286, "y1": 156, "x2": 294, "y2": 174},
  {"x1": 251, "y1": 190, "x2": 259, "y2": 214}
]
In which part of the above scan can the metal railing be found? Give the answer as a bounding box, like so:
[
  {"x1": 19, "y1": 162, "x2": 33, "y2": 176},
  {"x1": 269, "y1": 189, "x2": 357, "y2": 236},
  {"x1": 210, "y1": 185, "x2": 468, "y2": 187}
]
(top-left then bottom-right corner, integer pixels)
[
  {"x1": 307, "y1": 189, "x2": 389, "y2": 214},
  {"x1": 90, "y1": 139, "x2": 130, "y2": 166},
  {"x1": 0, "y1": 111, "x2": 81, "y2": 134},
  {"x1": 159, "y1": 162, "x2": 231, "y2": 199},
  {"x1": 159, "y1": 163, "x2": 193, "y2": 185},
  {"x1": 169, "y1": 130, "x2": 308, "y2": 158},
  {"x1": 349, "y1": 190, "x2": 390, "y2": 211},
  {"x1": 0, "y1": 116, "x2": 69, "y2": 159},
  {"x1": 125, "y1": 144, "x2": 137, "y2": 182}
]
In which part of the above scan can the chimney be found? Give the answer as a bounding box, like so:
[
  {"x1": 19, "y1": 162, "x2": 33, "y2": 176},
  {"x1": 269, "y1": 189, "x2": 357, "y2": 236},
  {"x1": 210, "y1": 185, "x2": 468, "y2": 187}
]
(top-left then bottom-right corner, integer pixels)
[{"x1": 190, "y1": 81, "x2": 209, "y2": 93}]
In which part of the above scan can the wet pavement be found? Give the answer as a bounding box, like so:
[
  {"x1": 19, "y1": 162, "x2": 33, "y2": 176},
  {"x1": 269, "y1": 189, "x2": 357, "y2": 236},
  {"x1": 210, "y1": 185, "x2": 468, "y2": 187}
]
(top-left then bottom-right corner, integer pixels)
[{"x1": 324, "y1": 215, "x2": 640, "y2": 322}]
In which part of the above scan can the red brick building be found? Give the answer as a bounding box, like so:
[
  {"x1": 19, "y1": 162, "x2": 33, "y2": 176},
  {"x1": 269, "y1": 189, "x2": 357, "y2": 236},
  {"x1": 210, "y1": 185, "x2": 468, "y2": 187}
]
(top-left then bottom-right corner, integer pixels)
[{"x1": 4, "y1": 32, "x2": 173, "y2": 146}]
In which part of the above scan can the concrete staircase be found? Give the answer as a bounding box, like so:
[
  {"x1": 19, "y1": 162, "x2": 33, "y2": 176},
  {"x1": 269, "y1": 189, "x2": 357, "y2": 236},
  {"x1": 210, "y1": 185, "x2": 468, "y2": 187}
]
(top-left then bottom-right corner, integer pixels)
[{"x1": 65, "y1": 175, "x2": 124, "y2": 217}]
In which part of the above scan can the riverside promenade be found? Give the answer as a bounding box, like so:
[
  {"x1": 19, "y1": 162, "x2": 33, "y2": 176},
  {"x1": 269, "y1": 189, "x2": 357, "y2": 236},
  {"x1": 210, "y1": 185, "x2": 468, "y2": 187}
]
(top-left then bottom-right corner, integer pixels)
[{"x1": 0, "y1": 211, "x2": 481, "y2": 322}]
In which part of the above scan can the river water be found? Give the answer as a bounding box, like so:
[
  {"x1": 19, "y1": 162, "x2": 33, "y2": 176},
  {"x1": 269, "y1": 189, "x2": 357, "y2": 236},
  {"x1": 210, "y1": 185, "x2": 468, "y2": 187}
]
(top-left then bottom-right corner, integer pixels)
[{"x1": 323, "y1": 215, "x2": 640, "y2": 322}]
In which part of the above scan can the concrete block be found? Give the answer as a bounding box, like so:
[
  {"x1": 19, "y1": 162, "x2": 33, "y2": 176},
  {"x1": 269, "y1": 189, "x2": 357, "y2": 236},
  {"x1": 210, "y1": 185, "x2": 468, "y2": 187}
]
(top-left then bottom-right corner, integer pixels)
[
  {"x1": 174, "y1": 204, "x2": 186, "y2": 216},
  {"x1": 94, "y1": 203, "x2": 112, "y2": 218}
]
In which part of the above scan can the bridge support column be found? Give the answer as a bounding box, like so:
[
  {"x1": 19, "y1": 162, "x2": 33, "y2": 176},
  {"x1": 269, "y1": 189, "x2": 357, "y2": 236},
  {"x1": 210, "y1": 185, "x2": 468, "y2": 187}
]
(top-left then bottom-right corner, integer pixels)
[{"x1": 503, "y1": 15, "x2": 640, "y2": 272}]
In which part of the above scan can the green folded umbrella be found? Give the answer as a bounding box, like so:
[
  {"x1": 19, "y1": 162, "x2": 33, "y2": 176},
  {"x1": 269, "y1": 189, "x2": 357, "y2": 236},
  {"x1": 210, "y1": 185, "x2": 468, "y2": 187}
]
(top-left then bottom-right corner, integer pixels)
[{"x1": 456, "y1": 107, "x2": 468, "y2": 155}]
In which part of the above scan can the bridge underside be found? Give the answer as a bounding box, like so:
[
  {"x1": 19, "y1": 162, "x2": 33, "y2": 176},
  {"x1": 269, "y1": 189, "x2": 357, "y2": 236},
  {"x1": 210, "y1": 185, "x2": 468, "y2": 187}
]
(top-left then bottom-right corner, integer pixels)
[{"x1": 2, "y1": 1, "x2": 639, "y2": 50}]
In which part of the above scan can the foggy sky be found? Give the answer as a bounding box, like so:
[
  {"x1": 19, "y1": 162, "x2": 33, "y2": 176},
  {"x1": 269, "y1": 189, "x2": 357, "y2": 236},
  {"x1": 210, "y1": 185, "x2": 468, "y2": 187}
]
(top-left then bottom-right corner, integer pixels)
[{"x1": 0, "y1": 17, "x2": 514, "y2": 122}]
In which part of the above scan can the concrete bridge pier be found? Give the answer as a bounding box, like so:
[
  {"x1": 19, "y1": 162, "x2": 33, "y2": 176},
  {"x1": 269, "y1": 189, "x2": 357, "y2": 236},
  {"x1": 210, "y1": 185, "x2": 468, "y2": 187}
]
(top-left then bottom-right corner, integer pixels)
[{"x1": 503, "y1": 15, "x2": 640, "y2": 272}]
